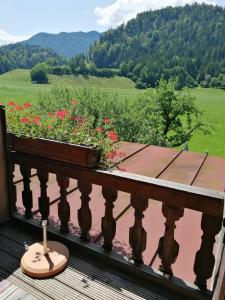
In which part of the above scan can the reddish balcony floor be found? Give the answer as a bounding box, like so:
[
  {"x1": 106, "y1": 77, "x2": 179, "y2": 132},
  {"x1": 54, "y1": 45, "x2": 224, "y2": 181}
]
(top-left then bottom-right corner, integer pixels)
[{"x1": 13, "y1": 142, "x2": 225, "y2": 288}]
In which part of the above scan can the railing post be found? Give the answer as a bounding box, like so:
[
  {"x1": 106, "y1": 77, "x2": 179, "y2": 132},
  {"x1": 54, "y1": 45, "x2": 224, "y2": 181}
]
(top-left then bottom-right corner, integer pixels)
[
  {"x1": 129, "y1": 194, "x2": 148, "y2": 264},
  {"x1": 194, "y1": 213, "x2": 222, "y2": 290},
  {"x1": 20, "y1": 165, "x2": 33, "y2": 218},
  {"x1": 37, "y1": 170, "x2": 50, "y2": 222},
  {"x1": 0, "y1": 105, "x2": 9, "y2": 222},
  {"x1": 78, "y1": 180, "x2": 92, "y2": 241},
  {"x1": 158, "y1": 204, "x2": 184, "y2": 276},
  {"x1": 56, "y1": 175, "x2": 70, "y2": 233},
  {"x1": 102, "y1": 186, "x2": 117, "y2": 251},
  {"x1": 9, "y1": 163, "x2": 17, "y2": 212}
]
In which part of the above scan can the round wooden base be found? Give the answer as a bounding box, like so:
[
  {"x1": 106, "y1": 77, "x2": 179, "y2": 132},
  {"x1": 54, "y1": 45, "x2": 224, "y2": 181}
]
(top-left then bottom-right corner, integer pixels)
[{"x1": 21, "y1": 241, "x2": 69, "y2": 278}]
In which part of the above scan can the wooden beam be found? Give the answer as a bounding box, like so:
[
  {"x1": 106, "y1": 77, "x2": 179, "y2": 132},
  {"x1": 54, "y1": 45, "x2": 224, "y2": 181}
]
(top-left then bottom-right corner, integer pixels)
[{"x1": 0, "y1": 106, "x2": 9, "y2": 222}]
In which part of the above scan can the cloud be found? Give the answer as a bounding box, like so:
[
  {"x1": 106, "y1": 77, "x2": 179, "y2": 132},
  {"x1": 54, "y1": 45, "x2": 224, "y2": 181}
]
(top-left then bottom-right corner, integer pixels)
[
  {"x1": 95, "y1": 0, "x2": 216, "y2": 27},
  {"x1": 0, "y1": 29, "x2": 30, "y2": 46}
]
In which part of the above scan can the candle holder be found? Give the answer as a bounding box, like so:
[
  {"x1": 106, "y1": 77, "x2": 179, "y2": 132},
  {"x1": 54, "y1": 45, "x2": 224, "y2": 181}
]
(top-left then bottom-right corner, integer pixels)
[{"x1": 21, "y1": 220, "x2": 69, "y2": 278}]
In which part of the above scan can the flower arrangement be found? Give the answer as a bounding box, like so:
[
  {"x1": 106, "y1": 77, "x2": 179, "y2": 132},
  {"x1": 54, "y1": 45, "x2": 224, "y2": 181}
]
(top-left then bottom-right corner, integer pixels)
[{"x1": 4, "y1": 100, "x2": 125, "y2": 169}]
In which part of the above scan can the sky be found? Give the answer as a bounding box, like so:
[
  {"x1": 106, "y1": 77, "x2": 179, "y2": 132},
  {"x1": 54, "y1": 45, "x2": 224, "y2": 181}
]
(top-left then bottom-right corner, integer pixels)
[{"x1": 0, "y1": 0, "x2": 225, "y2": 44}]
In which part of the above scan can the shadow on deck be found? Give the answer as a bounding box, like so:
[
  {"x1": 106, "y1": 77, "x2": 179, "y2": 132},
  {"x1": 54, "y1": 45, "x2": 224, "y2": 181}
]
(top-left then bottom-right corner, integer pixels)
[{"x1": 0, "y1": 222, "x2": 191, "y2": 300}]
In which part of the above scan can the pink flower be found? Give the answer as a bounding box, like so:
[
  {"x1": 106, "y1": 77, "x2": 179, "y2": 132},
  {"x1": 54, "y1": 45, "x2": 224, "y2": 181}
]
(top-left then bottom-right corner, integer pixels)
[
  {"x1": 47, "y1": 125, "x2": 53, "y2": 129},
  {"x1": 20, "y1": 117, "x2": 29, "y2": 124},
  {"x1": 0, "y1": 102, "x2": 3, "y2": 106},
  {"x1": 96, "y1": 127, "x2": 103, "y2": 133},
  {"x1": 103, "y1": 118, "x2": 111, "y2": 124}
]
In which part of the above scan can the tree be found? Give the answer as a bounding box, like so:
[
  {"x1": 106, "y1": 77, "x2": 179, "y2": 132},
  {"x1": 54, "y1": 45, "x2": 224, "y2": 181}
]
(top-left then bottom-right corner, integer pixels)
[
  {"x1": 133, "y1": 78, "x2": 208, "y2": 146},
  {"x1": 30, "y1": 63, "x2": 49, "y2": 84}
]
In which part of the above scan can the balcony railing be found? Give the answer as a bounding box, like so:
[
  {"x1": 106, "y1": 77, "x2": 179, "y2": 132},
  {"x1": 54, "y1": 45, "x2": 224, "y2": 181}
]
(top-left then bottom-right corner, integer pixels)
[{"x1": 1, "y1": 105, "x2": 224, "y2": 300}]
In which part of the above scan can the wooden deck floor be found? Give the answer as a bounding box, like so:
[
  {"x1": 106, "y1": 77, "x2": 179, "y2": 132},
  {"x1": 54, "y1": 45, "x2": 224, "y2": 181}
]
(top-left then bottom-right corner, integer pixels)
[{"x1": 0, "y1": 222, "x2": 194, "y2": 300}]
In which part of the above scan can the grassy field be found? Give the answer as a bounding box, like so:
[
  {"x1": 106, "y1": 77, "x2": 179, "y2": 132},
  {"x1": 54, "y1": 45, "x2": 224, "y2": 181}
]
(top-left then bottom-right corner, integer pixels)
[
  {"x1": 0, "y1": 69, "x2": 225, "y2": 157},
  {"x1": 0, "y1": 69, "x2": 141, "y2": 103}
]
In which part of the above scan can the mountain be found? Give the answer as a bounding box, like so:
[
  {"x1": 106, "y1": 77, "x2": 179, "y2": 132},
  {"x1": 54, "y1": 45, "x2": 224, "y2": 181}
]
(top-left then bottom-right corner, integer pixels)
[
  {"x1": 89, "y1": 4, "x2": 225, "y2": 89},
  {"x1": 0, "y1": 29, "x2": 29, "y2": 46},
  {"x1": 0, "y1": 43, "x2": 65, "y2": 75},
  {"x1": 23, "y1": 31, "x2": 100, "y2": 58}
]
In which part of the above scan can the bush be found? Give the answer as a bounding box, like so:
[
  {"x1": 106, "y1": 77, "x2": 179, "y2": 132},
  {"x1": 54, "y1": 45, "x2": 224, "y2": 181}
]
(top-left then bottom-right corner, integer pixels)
[
  {"x1": 135, "y1": 81, "x2": 147, "y2": 89},
  {"x1": 30, "y1": 63, "x2": 49, "y2": 84}
]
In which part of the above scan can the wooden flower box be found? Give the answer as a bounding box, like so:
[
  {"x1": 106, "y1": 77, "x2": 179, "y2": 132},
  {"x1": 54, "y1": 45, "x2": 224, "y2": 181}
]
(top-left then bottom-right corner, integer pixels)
[{"x1": 7, "y1": 133, "x2": 101, "y2": 168}]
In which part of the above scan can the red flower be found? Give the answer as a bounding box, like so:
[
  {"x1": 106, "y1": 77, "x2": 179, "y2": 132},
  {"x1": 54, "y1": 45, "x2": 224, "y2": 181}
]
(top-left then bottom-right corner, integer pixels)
[
  {"x1": 69, "y1": 116, "x2": 80, "y2": 121},
  {"x1": 32, "y1": 115, "x2": 42, "y2": 126},
  {"x1": 16, "y1": 105, "x2": 24, "y2": 111},
  {"x1": 24, "y1": 102, "x2": 32, "y2": 108},
  {"x1": 55, "y1": 110, "x2": 69, "y2": 119},
  {"x1": 106, "y1": 150, "x2": 117, "y2": 160},
  {"x1": 47, "y1": 125, "x2": 53, "y2": 129},
  {"x1": 96, "y1": 127, "x2": 103, "y2": 133},
  {"x1": 33, "y1": 115, "x2": 40, "y2": 122},
  {"x1": 103, "y1": 118, "x2": 111, "y2": 124},
  {"x1": 20, "y1": 117, "x2": 29, "y2": 124},
  {"x1": 8, "y1": 101, "x2": 16, "y2": 106},
  {"x1": 107, "y1": 130, "x2": 119, "y2": 142}
]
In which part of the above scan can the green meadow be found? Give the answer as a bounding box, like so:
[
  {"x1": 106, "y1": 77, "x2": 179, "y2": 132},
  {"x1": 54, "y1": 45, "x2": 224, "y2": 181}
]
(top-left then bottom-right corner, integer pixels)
[{"x1": 0, "y1": 69, "x2": 225, "y2": 157}]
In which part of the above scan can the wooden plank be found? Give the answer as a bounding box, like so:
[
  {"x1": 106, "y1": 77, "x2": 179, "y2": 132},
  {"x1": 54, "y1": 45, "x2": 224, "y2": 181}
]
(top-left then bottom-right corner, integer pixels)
[
  {"x1": 192, "y1": 156, "x2": 225, "y2": 192},
  {"x1": 159, "y1": 152, "x2": 207, "y2": 185},
  {"x1": 0, "y1": 231, "x2": 165, "y2": 300},
  {"x1": 1, "y1": 222, "x2": 211, "y2": 300},
  {"x1": 0, "y1": 227, "x2": 170, "y2": 300},
  {"x1": 12, "y1": 152, "x2": 224, "y2": 217},
  {"x1": 0, "y1": 278, "x2": 38, "y2": 300},
  {"x1": 118, "y1": 146, "x2": 181, "y2": 177}
]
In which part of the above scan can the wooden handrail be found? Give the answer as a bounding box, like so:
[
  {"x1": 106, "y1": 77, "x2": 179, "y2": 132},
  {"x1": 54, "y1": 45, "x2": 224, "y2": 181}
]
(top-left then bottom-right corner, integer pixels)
[{"x1": 11, "y1": 151, "x2": 224, "y2": 217}]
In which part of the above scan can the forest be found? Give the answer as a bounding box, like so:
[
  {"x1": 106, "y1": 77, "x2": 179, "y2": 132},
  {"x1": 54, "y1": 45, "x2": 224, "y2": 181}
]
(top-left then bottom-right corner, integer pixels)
[
  {"x1": 0, "y1": 44, "x2": 65, "y2": 75},
  {"x1": 83, "y1": 3, "x2": 225, "y2": 89}
]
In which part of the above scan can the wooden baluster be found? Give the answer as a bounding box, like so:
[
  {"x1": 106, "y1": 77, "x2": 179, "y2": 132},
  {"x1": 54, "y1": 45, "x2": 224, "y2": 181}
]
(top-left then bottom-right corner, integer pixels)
[
  {"x1": 129, "y1": 194, "x2": 148, "y2": 264},
  {"x1": 10, "y1": 163, "x2": 17, "y2": 212},
  {"x1": 78, "y1": 180, "x2": 92, "y2": 241},
  {"x1": 56, "y1": 175, "x2": 70, "y2": 233},
  {"x1": 194, "y1": 214, "x2": 222, "y2": 290},
  {"x1": 20, "y1": 165, "x2": 33, "y2": 218},
  {"x1": 158, "y1": 204, "x2": 184, "y2": 276},
  {"x1": 37, "y1": 170, "x2": 49, "y2": 222},
  {"x1": 101, "y1": 186, "x2": 118, "y2": 251}
]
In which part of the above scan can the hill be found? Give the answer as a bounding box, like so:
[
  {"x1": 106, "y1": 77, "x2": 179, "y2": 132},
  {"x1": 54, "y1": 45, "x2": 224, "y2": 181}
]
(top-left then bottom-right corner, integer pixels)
[
  {"x1": 0, "y1": 69, "x2": 225, "y2": 157},
  {"x1": 23, "y1": 31, "x2": 100, "y2": 58},
  {"x1": 89, "y1": 4, "x2": 225, "y2": 89},
  {"x1": 0, "y1": 43, "x2": 65, "y2": 75}
]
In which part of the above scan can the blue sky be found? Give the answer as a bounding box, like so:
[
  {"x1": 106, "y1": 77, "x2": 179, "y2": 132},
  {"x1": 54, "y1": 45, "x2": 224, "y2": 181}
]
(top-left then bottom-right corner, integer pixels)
[{"x1": 0, "y1": 0, "x2": 225, "y2": 43}]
